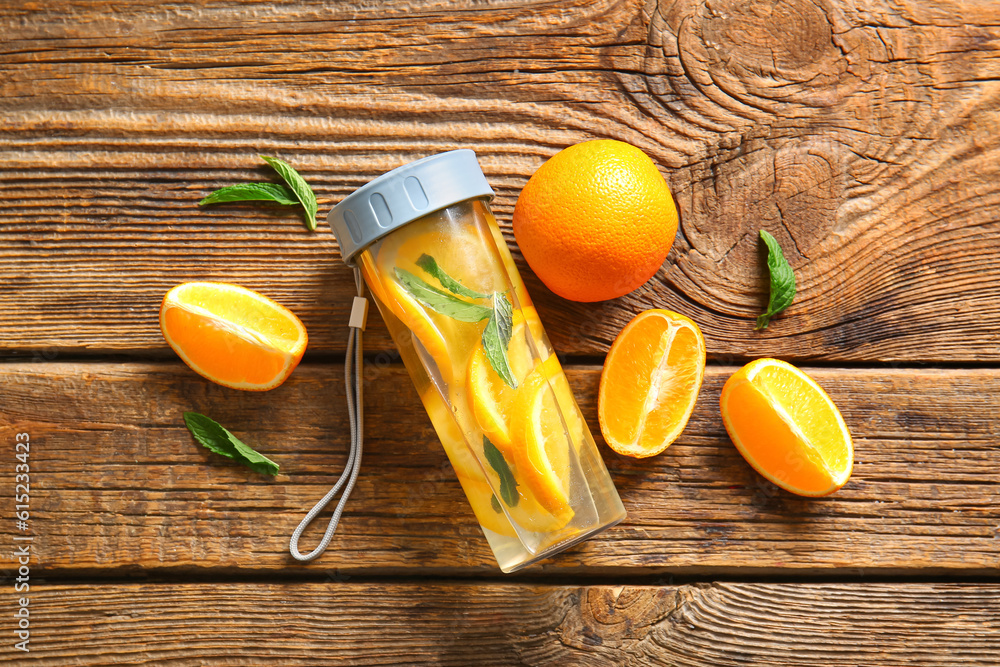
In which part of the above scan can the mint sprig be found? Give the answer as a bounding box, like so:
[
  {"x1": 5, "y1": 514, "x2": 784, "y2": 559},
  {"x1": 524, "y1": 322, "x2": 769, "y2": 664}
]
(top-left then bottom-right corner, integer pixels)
[
  {"x1": 199, "y1": 155, "x2": 318, "y2": 231},
  {"x1": 394, "y1": 268, "x2": 492, "y2": 322},
  {"x1": 483, "y1": 436, "x2": 518, "y2": 507},
  {"x1": 481, "y1": 292, "x2": 516, "y2": 388},
  {"x1": 396, "y1": 256, "x2": 517, "y2": 388},
  {"x1": 416, "y1": 254, "x2": 489, "y2": 300},
  {"x1": 756, "y1": 230, "x2": 796, "y2": 330},
  {"x1": 183, "y1": 412, "x2": 279, "y2": 476}
]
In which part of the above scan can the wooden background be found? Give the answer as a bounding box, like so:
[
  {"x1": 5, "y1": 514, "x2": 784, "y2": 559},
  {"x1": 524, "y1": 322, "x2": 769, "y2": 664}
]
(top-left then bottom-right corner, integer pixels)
[{"x1": 2, "y1": 0, "x2": 999, "y2": 664}]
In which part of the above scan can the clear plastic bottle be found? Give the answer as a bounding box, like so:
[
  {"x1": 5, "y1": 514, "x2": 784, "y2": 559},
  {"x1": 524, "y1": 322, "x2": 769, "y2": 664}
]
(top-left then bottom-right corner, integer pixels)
[{"x1": 329, "y1": 150, "x2": 625, "y2": 572}]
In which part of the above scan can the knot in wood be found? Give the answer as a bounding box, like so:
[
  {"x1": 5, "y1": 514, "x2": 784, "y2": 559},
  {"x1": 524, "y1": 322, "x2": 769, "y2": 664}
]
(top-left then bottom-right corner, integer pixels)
[
  {"x1": 675, "y1": 0, "x2": 857, "y2": 113},
  {"x1": 558, "y1": 587, "x2": 679, "y2": 651}
]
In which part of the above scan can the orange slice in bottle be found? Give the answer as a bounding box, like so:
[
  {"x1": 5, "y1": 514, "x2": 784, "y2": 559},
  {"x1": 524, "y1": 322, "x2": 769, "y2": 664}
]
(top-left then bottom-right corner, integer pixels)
[
  {"x1": 367, "y1": 219, "x2": 499, "y2": 386},
  {"x1": 598, "y1": 309, "x2": 705, "y2": 458},
  {"x1": 420, "y1": 388, "x2": 517, "y2": 538},
  {"x1": 160, "y1": 282, "x2": 307, "y2": 391},
  {"x1": 423, "y1": 385, "x2": 568, "y2": 535},
  {"x1": 359, "y1": 253, "x2": 460, "y2": 387},
  {"x1": 376, "y1": 213, "x2": 503, "y2": 299},
  {"x1": 509, "y1": 356, "x2": 576, "y2": 522},
  {"x1": 466, "y1": 307, "x2": 544, "y2": 455},
  {"x1": 380, "y1": 273, "x2": 460, "y2": 380},
  {"x1": 720, "y1": 358, "x2": 853, "y2": 497}
]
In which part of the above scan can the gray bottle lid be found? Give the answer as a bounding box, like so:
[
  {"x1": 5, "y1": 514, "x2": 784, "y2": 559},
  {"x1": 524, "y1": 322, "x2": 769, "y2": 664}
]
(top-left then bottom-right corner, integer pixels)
[{"x1": 328, "y1": 149, "x2": 494, "y2": 265}]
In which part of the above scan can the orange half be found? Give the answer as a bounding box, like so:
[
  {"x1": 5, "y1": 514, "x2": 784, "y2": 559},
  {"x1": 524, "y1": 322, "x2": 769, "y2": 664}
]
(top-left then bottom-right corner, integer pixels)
[
  {"x1": 720, "y1": 358, "x2": 853, "y2": 497},
  {"x1": 160, "y1": 282, "x2": 307, "y2": 391},
  {"x1": 598, "y1": 309, "x2": 706, "y2": 458}
]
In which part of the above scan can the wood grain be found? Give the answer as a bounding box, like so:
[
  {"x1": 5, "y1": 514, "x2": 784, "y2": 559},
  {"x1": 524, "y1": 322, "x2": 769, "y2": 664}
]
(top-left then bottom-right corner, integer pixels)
[
  {"x1": 2, "y1": 361, "x2": 997, "y2": 575},
  {"x1": 10, "y1": 582, "x2": 1000, "y2": 665},
  {"x1": 2, "y1": 0, "x2": 999, "y2": 361},
  {"x1": 5, "y1": 2, "x2": 998, "y2": 664}
]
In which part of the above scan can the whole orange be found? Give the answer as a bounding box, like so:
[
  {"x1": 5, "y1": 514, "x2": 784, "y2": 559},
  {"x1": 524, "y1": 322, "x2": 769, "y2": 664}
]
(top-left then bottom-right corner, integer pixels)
[{"x1": 512, "y1": 140, "x2": 678, "y2": 302}]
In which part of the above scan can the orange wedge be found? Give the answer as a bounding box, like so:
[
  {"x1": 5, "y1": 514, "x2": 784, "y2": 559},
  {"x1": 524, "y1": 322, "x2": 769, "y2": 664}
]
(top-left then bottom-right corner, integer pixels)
[
  {"x1": 598, "y1": 309, "x2": 706, "y2": 458},
  {"x1": 160, "y1": 282, "x2": 307, "y2": 391},
  {"x1": 720, "y1": 358, "x2": 853, "y2": 497}
]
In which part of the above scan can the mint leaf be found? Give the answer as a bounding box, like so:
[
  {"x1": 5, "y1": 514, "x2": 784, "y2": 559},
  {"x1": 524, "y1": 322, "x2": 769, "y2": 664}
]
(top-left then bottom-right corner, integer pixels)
[
  {"x1": 416, "y1": 254, "x2": 489, "y2": 300},
  {"x1": 183, "y1": 412, "x2": 279, "y2": 476},
  {"x1": 483, "y1": 436, "x2": 518, "y2": 507},
  {"x1": 756, "y1": 230, "x2": 796, "y2": 330},
  {"x1": 199, "y1": 183, "x2": 300, "y2": 207},
  {"x1": 490, "y1": 494, "x2": 503, "y2": 513},
  {"x1": 197, "y1": 156, "x2": 319, "y2": 231},
  {"x1": 394, "y1": 268, "x2": 492, "y2": 322},
  {"x1": 481, "y1": 292, "x2": 516, "y2": 389},
  {"x1": 259, "y1": 155, "x2": 318, "y2": 231}
]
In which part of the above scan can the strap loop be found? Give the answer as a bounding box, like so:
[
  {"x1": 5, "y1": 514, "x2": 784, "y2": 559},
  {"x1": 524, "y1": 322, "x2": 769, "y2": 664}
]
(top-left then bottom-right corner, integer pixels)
[
  {"x1": 289, "y1": 268, "x2": 366, "y2": 562},
  {"x1": 349, "y1": 295, "x2": 368, "y2": 330}
]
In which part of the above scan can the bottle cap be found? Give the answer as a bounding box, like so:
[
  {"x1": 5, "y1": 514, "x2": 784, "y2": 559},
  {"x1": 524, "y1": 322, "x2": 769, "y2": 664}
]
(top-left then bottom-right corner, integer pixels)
[{"x1": 328, "y1": 149, "x2": 495, "y2": 265}]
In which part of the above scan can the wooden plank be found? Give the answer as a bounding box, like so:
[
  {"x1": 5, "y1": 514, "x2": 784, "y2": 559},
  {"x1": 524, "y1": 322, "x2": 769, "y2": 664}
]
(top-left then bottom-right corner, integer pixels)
[
  {"x1": 2, "y1": 1, "x2": 999, "y2": 361},
  {"x1": 2, "y1": 361, "x2": 998, "y2": 575},
  {"x1": 8, "y1": 582, "x2": 1000, "y2": 665}
]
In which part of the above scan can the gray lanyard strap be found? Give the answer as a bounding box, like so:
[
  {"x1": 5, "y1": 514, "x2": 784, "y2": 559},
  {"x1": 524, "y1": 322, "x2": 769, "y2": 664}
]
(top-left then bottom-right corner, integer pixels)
[{"x1": 289, "y1": 267, "x2": 368, "y2": 561}]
